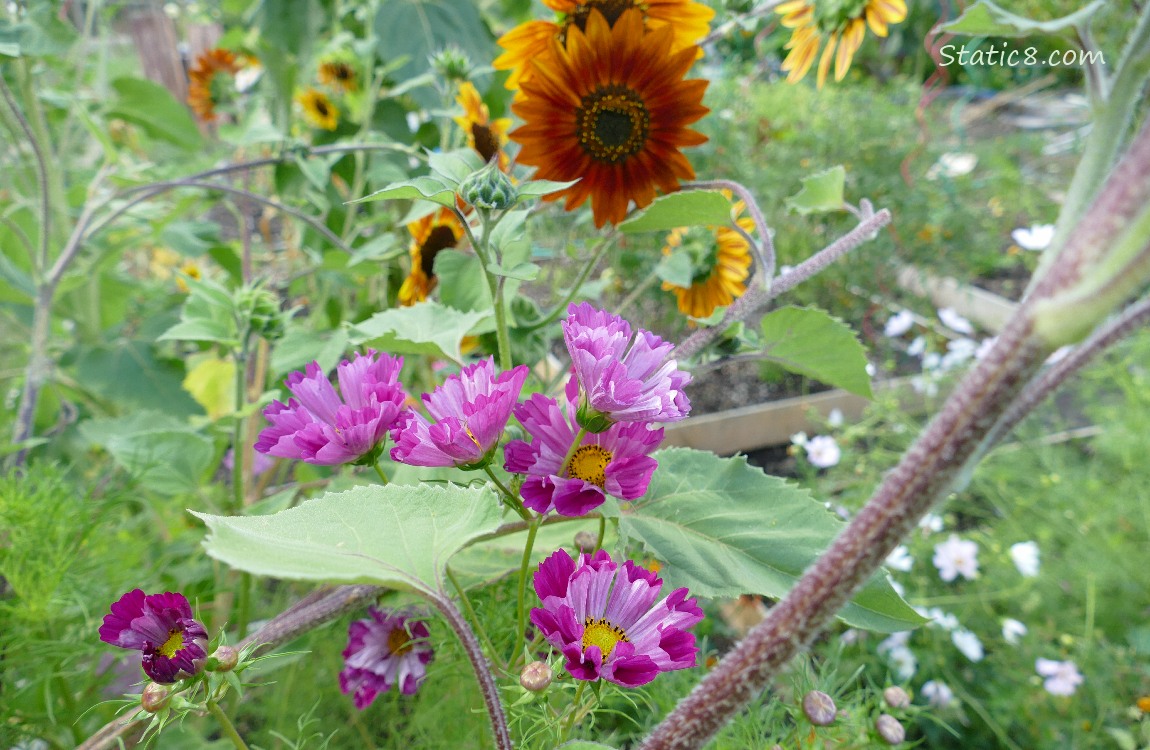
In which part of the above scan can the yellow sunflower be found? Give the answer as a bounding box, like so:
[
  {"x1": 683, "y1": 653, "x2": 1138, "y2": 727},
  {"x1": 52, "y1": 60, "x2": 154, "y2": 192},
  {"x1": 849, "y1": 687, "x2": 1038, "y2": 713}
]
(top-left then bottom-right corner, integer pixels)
[
  {"x1": 776, "y1": 0, "x2": 907, "y2": 88},
  {"x1": 494, "y1": 0, "x2": 713, "y2": 89},
  {"x1": 661, "y1": 201, "x2": 754, "y2": 319},
  {"x1": 399, "y1": 208, "x2": 466, "y2": 306},
  {"x1": 318, "y1": 59, "x2": 359, "y2": 93},
  {"x1": 510, "y1": 9, "x2": 709, "y2": 228},
  {"x1": 454, "y1": 82, "x2": 512, "y2": 169},
  {"x1": 187, "y1": 48, "x2": 241, "y2": 122},
  {"x1": 297, "y1": 88, "x2": 339, "y2": 130}
]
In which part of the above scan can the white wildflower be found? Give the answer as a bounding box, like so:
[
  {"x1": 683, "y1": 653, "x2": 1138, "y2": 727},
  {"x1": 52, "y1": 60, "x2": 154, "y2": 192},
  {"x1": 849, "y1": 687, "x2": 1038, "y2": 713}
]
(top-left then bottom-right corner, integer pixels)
[
  {"x1": 1012, "y1": 224, "x2": 1055, "y2": 251},
  {"x1": 886, "y1": 545, "x2": 914, "y2": 572},
  {"x1": 933, "y1": 535, "x2": 979, "y2": 582},
  {"x1": 1036, "y1": 658, "x2": 1083, "y2": 696},
  {"x1": 1010, "y1": 541, "x2": 1041, "y2": 578},
  {"x1": 1002, "y1": 618, "x2": 1028, "y2": 646},
  {"x1": 805, "y1": 435, "x2": 841, "y2": 469},
  {"x1": 921, "y1": 680, "x2": 955, "y2": 708},
  {"x1": 885, "y1": 310, "x2": 915, "y2": 337},
  {"x1": 938, "y1": 307, "x2": 975, "y2": 335},
  {"x1": 951, "y1": 629, "x2": 984, "y2": 662}
]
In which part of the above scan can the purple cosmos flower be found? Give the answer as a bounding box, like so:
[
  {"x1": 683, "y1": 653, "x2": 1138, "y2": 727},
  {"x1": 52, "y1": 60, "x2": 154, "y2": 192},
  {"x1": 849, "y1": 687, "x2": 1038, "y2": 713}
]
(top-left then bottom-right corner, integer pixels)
[
  {"x1": 98, "y1": 589, "x2": 209, "y2": 684},
  {"x1": 255, "y1": 351, "x2": 408, "y2": 466},
  {"x1": 561, "y1": 302, "x2": 691, "y2": 431},
  {"x1": 530, "y1": 549, "x2": 703, "y2": 687},
  {"x1": 391, "y1": 357, "x2": 528, "y2": 469},
  {"x1": 504, "y1": 378, "x2": 662, "y2": 516},
  {"x1": 340, "y1": 608, "x2": 434, "y2": 709}
]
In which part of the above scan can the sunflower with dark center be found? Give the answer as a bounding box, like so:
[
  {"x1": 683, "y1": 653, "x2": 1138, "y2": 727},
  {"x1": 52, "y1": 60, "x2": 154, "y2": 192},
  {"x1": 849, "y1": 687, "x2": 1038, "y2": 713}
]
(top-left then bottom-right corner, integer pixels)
[
  {"x1": 661, "y1": 200, "x2": 755, "y2": 319},
  {"x1": 399, "y1": 208, "x2": 466, "y2": 306},
  {"x1": 776, "y1": 0, "x2": 907, "y2": 87},
  {"x1": 510, "y1": 8, "x2": 709, "y2": 228},
  {"x1": 319, "y1": 59, "x2": 359, "y2": 92},
  {"x1": 187, "y1": 48, "x2": 240, "y2": 122},
  {"x1": 296, "y1": 88, "x2": 339, "y2": 130},
  {"x1": 494, "y1": 0, "x2": 714, "y2": 90},
  {"x1": 453, "y1": 82, "x2": 512, "y2": 169}
]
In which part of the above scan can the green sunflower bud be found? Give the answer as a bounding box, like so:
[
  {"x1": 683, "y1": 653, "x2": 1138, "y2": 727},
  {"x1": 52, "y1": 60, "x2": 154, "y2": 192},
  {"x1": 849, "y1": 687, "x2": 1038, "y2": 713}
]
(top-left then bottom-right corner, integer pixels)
[
  {"x1": 234, "y1": 285, "x2": 285, "y2": 342},
  {"x1": 458, "y1": 159, "x2": 518, "y2": 211},
  {"x1": 430, "y1": 45, "x2": 473, "y2": 83}
]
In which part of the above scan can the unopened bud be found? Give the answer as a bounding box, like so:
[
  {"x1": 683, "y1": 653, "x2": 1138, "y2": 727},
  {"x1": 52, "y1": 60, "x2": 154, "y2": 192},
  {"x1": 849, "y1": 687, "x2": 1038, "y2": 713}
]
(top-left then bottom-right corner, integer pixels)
[
  {"x1": 883, "y1": 685, "x2": 910, "y2": 709},
  {"x1": 235, "y1": 285, "x2": 285, "y2": 341},
  {"x1": 802, "y1": 690, "x2": 836, "y2": 726},
  {"x1": 519, "y1": 660, "x2": 553, "y2": 692},
  {"x1": 458, "y1": 160, "x2": 517, "y2": 210},
  {"x1": 574, "y1": 530, "x2": 598, "y2": 553},
  {"x1": 141, "y1": 682, "x2": 172, "y2": 713},
  {"x1": 430, "y1": 45, "x2": 472, "y2": 83},
  {"x1": 876, "y1": 714, "x2": 906, "y2": 745},
  {"x1": 210, "y1": 645, "x2": 239, "y2": 672}
]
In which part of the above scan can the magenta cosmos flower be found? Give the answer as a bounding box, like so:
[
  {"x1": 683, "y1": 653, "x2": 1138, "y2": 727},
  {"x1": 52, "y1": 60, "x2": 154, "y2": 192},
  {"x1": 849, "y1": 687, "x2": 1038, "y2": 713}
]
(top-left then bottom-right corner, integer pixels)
[
  {"x1": 340, "y1": 608, "x2": 433, "y2": 709},
  {"x1": 562, "y1": 303, "x2": 691, "y2": 431},
  {"x1": 504, "y1": 378, "x2": 663, "y2": 516},
  {"x1": 391, "y1": 357, "x2": 528, "y2": 469},
  {"x1": 99, "y1": 589, "x2": 209, "y2": 684},
  {"x1": 255, "y1": 351, "x2": 408, "y2": 466},
  {"x1": 531, "y1": 549, "x2": 703, "y2": 687}
]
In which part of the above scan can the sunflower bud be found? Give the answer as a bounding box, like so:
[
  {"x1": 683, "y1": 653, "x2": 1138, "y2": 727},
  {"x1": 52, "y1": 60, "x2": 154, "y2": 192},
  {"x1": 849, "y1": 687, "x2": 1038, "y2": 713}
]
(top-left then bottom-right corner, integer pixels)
[
  {"x1": 141, "y1": 682, "x2": 172, "y2": 713},
  {"x1": 519, "y1": 660, "x2": 553, "y2": 692},
  {"x1": 876, "y1": 714, "x2": 906, "y2": 745},
  {"x1": 431, "y1": 45, "x2": 473, "y2": 83},
  {"x1": 234, "y1": 285, "x2": 285, "y2": 342},
  {"x1": 802, "y1": 690, "x2": 836, "y2": 726},
  {"x1": 459, "y1": 159, "x2": 517, "y2": 211}
]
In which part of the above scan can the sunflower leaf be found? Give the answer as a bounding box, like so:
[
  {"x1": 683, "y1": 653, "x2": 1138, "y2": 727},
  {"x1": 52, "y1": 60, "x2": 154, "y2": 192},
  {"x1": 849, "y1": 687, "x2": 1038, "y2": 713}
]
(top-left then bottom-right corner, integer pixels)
[
  {"x1": 193, "y1": 483, "x2": 503, "y2": 596},
  {"x1": 785, "y1": 166, "x2": 846, "y2": 215},
  {"x1": 617, "y1": 191, "x2": 733, "y2": 233},
  {"x1": 621, "y1": 448, "x2": 926, "y2": 633},
  {"x1": 940, "y1": 0, "x2": 1105, "y2": 37},
  {"x1": 349, "y1": 176, "x2": 456, "y2": 207},
  {"x1": 349, "y1": 301, "x2": 492, "y2": 364},
  {"x1": 428, "y1": 149, "x2": 485, "y2": 186},
  {"x1": 760, "y1": 305, "x2": 873, "y2": 398},
  {"x1": 516, "y1": 178, "x2": 580, "y2": 200},
  {"x1": 656, "y1": 249, "x2": 695, "y2": 288}
]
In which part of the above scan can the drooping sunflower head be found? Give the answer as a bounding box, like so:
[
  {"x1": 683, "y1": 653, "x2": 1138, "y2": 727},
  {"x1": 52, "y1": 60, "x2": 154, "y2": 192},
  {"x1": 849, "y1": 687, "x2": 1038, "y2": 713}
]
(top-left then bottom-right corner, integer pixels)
[
  {"x1": 297, "y1": 88, "x2": 340, "y2": 131},
  {"x1": 776, "y1": 0, "x2": 906, "y2": 87},
  {"x1": 399, "y1": 208, "x2": 466, "y2": 306},
  {"x1": 661, "y1": 201, "x2": 755, "y2": 320},
  {"x1": 318, "y1": 58, "x2": 359, "y2": 93},
  {"x1": 454, "y1": 82, "x2": 512, "y2": 168},
  {"x1": 494, "y1": 0, "x2": 714, "y2": 90},
  {"x1": 187, "y1": 48, "x2": 241, "y2": 122},
  {"x1": 510, "y1": 8, "x2": 709, "y2": 228}
]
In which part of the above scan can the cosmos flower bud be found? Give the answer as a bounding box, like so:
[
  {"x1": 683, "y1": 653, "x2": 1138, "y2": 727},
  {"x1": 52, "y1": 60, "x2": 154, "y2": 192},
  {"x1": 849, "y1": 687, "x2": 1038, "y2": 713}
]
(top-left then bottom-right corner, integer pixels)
[
  {"x1": 141, "y1": 682, "x2": 172, "y2": 713},
  {"x1": 883, "y1": 685, "x2": 910, "y2": 709},
  {"x1": 802, "y1": 690, "x2": 836, "y2": 726},
  {"x1": 458, "y1": 159, "x2": 517, "y2": 211},
  {"x1": 876, "y1": 714, "x2": 906, "y2": 745},
  {"x1": 209, "y1": 645, "x2": 239, "y2": 672},
  {"x1": 573, "y1": 530, "x2": 598, "y2": 552},
  {"x1": 519, "y1": 661, "x2": 553, "y2": 692}
]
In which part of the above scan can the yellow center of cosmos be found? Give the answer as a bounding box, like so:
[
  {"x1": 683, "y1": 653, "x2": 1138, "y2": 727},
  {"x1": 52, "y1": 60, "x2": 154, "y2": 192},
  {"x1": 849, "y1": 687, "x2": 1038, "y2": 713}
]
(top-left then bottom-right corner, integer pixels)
[
  {"x1": 582, "y1": 617, "x2": 628, "y2": 658},
  {"x1": 575, "y1": 85, "x2": 651, "y2": 165},
  {"x1": 566, "y1": 444, "x2": 612, "y2": 487},
  {"x1": 387, "y1": 627, "x2": 413, "y2": 655},
  {"x1": 157, "y1": 629, "x2": 185, "y2": 658}
]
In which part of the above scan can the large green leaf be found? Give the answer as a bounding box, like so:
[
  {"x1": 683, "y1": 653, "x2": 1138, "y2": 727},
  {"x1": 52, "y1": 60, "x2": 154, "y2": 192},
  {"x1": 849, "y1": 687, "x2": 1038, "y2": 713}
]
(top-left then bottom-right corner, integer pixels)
[
  {"x1": 760, "y1": 306, "x2": 873, "y2": 398},
  {"x1": 270, "y1": 324, "x2": 351, "y2": 378},
  {"x1": 785, "y1": 166, "x2": 845, "y2": 215},
  {"x1": 618, "y1": 191, "x2": 734, "y2": 233},
  {"x1": 940, "y1": 0, "x2": 1105, "y2": 37},
  {"x1": 107, "y1": 78, "x2": 202, "y2": 151},
  {"x1": 79, "y1": 412, "x2": 214, "y2": 496},
  {"x1": 349, "y1": 301, "x2": 491, "y2": 363},
  {"x1": 158, "y1": 278, "x2": 239, "y2": 346},
  {"x1": 74, "y1": 341, "x2": 201, "y2": 417},
  {"x1": 450, "y1": 518, "x2": 605, "y2": 590},
  {"x1": 349, "y1": 176, "x2": 456, "y2": 207},
  {"x1": 621, "y1": 448, "x2": 924, "y2": 633},
  {"x1": 194, "y1": 483, "x2": 503, "y2": 595}
]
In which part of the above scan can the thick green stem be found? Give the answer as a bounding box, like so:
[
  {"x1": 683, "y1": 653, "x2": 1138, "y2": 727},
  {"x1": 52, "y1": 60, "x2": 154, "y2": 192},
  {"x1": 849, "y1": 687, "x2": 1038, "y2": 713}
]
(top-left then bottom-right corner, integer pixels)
[
  {"x1": 207, "y1": 700, "x2": 250, "y2": 750},
  {"x1": 458, "y1": 207, "x2": 514, "y2": 370},
  {"x1": 483, "y1": 465, "x2": 530, "y2": 520},
  {"x1": 373, "y1": 460, "x2": 390, "y2": 485},
  {"x1": 232, "y1": 349, "x2": 248, "y2": 515},
  {"x1": 559, "y1": 426, "x2": 589, "y2": 477},
  {"x1": 511, "y1": 515, "x2": 542, "y2": 667},
  {"x1": 562, "y1": 681, "x2": 588, "y2": 741}
]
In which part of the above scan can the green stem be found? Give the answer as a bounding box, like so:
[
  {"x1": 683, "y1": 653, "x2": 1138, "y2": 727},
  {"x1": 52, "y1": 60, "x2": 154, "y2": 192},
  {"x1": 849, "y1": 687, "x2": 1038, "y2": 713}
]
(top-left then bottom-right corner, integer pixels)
[
  {"x1": 457, "y1": 207, "x2": 513, "y2": 370},
  {"x1": 511, "y1": 514, "x2": 542, "y2": 667},
  {"x1": 525, "y1": 232, "x2": 617, "y2": 332},
  {"x1": 483, "y1": 465, "x2": 530, "y2": 520},
  {"x1": 232, "y1": 346, "x2": 248, "y2": 515},
  {"x1": 559, "y1": 427, "x2": 589, "y2": 478},
  {"x1": 207, "y1": 699, "x2": 251, "y2": 750},
  {"x1": 562, "y1": 681, "x2": 588, "y2": 741},
  {"x1": 447, "y1": 565, "x2": 501, "y2": 663},
  {"x1": 373, "y1": 460, "x2": 390, "y2": 485},
  {"x1": 593, "y1": 515, "x2": 606, "y2": 554}
]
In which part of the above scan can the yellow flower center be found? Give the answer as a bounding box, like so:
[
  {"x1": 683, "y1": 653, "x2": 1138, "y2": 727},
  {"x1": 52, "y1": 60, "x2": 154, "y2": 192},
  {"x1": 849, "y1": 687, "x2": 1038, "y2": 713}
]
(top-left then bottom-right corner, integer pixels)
[
  {"x1": 157, "y1": 629, "x2": 185, "y2": 658},
  {"x1": 387, "y1": 627, "x2": 413, "y2": 655},
  {"x1": 582, "y1": 617, "x2": 628, "y2": 658},
  {"x1": 575, "y1": 85, "x2": 651, "y2": 164},
  {"x1": 566, "y1": 444, "x2": 612, "y2": 487}
]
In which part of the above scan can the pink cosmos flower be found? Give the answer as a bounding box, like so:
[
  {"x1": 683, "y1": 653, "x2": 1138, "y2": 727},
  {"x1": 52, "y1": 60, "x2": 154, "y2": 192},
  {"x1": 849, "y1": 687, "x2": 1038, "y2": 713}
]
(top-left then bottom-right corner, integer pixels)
[
  {"x1": 391, "y1": 357, "x2": 529, "y2": 469},
  {"x1": 562, "y1": 303, "x2": 691, "y2": 431},
  {"x1": 340, "y1": 608, "x2": 434, "y2": 709},
  {"x1": 530, "y1": 549, "x2": 703, "y2": 687},
  {"x1": 255, "y1": 351, "x2": 408, "y2": 466},
  {"x1": 99, "y1": 589, "x2": 209, "y2": 684},
  {"x1": 504, "y1": 379, "x2": 663, "y2": 516}
]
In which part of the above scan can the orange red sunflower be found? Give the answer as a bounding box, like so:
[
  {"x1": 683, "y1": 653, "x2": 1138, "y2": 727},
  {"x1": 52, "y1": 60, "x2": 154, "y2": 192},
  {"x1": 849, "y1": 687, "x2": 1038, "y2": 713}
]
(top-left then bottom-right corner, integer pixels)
[
  {"x1": 187, "y1": 48, "x2": 241, "y2": 122},
  {"x1": 777, "y1": 0, "x2": 908, "y2": 87},
  {"x1": 509, "y1": 8, "x2": 709, "y2": 228},
  {"x1": 399, "y1": 208, "x2": 467, "y2": 306}
]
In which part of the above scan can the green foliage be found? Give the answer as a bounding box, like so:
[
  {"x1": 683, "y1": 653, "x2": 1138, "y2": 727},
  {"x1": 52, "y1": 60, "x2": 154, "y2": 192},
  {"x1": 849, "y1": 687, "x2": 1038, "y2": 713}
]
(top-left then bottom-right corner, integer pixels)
[
  {"x1": 941, "y1": 0, "x2": 1106, "y2": 37},
  {"x1": 107, "y1": 78, "x2": 202, "y2": 151},
  {"x1": 622, "y1": 448, "x2": 923, "y2": 632},
  {"x1": 785, "y1": 165, "x2": 846, "y2": 215},
  {"x1": 158, "y1": 278, "x2": 241, "y2": 347},
  {"x1": 759, "y1": 306, "x2": 874, "y2": 398},
  {"x1": 617, "y1": 191, "x2": 735, "y2": 233},
  {"x1": 195, "y1": 483, "x2": 504, "y2": 595},
  {"x1": 349, "y1": 300, "x2": 492, "y2": 364},
  {"x1": 79, "y1": 411, "x2": 215, "y2": 495}
]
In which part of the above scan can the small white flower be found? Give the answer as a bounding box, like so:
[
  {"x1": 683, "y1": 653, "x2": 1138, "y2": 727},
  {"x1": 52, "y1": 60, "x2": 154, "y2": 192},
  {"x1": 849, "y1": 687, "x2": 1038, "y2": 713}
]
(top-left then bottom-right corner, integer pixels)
[
  {"x1": 865, "y1": 362, "x2": 877, "y2": 377},
  {"x1": 1002, "y1": 618, "x2": 1028, "y2": 646},
  {"x1": 941, "y1": 338, "x2": 978, "y2": 370},
  {"x1": 927, "y1": 152, "x2": 977, "y2": 180},
  {"x1": 878, "y1": 631, "x2": 912, "y2": 654},
  {"x1": 886, "y1": 545, "x2": 914, "y2": 572},
  {"x1": 1012, "y1": 224, "x2": 1055, "y2": 251},
  {"x1": 919, "y1": 607, "x2": 960, "y2": 631},
  {"x1": 1010, "y1": 541, "x2": 1041, "y2": 578},
  {"x1": 975, "y1": 337, "x2": 997, "y2": 361},
  {"x1": 951, "y1": 629, "x2": 984, "y2": 662},
  {"x1": 405, "y1": 111, "x2": 424, "y2": 132},
  {"x1": 885, "y1": 310, "x2": 915, "y2": 338},
  {"x1": 1036, "y1": 658, "x2": 1083, "y2": 696},
  {"x1": 827, "y1": 408, "x2": 844, "y2": 428},
  {"x1": 887, "y1": 646, "x2": 917, "y2": 681},
  {"x1": 919, "y1": 513, "x2": 944, "y2": 533},
  {"x1": 907, "y1": 336, "x2": 926, "y2": 357},
  {"x1": 921, "y1": 680, "x2": 955, "y2": 708},
  {"x1": 938, "y1": 307, "x2": 975, "y2": 335},
  {"x1": 933, "y1": 535, "x2": 979, "y2": 582},
  {"x1": 910, "y1": 375, "x2": 939, "y2": 397},
  {"x1": 922, "y1": 352, "x2": 943, "y2": 373},
  {"x1": 805, "y1": 435, "x2": 841, "y2": 469}
]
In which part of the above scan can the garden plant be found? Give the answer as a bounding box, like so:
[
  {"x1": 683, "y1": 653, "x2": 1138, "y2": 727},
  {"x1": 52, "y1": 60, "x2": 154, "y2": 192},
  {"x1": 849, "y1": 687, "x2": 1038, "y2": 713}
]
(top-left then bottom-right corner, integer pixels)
[{"x1": 2, "y1": 0, "x2": 1150, "y2": 748}]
